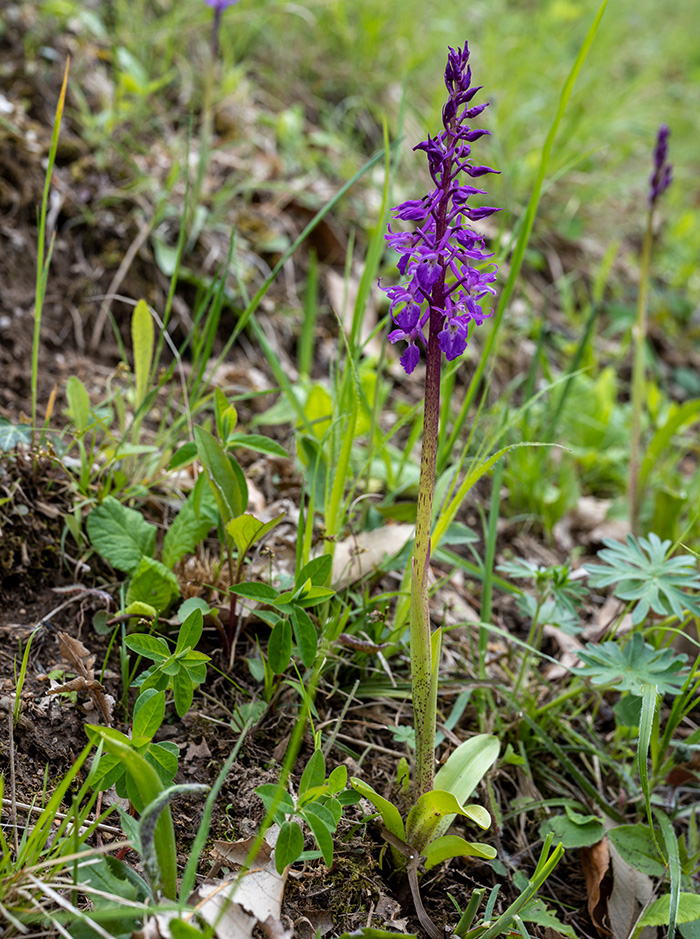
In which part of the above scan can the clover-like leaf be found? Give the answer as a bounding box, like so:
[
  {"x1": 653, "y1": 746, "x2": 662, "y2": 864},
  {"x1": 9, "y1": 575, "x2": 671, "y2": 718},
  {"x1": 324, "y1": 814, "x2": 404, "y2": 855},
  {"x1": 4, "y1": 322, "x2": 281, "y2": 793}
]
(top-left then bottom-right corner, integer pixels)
[
  {"x1": 571, "y1": 633, "x2": 688, "y2": 696},
  {"x1": 586, "y1": 533, "x2": 700, "y2": 625}
]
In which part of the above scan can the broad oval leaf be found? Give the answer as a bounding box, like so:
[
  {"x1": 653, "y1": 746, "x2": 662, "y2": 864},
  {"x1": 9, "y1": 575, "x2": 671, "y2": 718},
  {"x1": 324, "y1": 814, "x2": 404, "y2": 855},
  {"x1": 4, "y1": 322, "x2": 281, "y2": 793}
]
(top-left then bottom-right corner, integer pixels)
[
  {"x1": 432, "y1": 734, "x2": 499, "y2": 841},
  {"x1": 229, "y1": 582, "x2": 279, "y2": 602},
  {"x1": 302, "y1": 803, "x2": 334, "y2": 867},
  {"x1": 172, "y1": 669, "x2": 194, "y2": 718},
  {"x1": 406, "y1": 789, "x2": 491, "y2": 854},
  {"x1": 193, "y1": 425, "x2": 247, "y2": 525},
  {"x1": 423, "y1": 834, "x2": 497, "y2": 870}
]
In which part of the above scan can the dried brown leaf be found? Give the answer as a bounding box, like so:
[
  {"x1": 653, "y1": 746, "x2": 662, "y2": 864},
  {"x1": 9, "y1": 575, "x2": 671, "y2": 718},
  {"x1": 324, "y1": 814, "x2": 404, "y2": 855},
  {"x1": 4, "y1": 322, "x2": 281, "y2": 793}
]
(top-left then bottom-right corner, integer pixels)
[{"x1": 580, "y1": 836, "x2": 610, "y2": 934}]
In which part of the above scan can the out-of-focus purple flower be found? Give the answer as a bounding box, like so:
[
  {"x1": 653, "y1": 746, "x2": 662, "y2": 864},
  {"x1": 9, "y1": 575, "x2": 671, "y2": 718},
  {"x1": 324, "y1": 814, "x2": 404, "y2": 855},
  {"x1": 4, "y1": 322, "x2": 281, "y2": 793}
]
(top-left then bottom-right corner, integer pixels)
[
  {"x1": 382, "y1": 44, "x2": 500, "y2": 374},
  {"x1": 206, "y1": 0, "x2": 239, "y2": 60},
  {"x1": 649, "y1": 124, "x2": 672, "y2": 208}
]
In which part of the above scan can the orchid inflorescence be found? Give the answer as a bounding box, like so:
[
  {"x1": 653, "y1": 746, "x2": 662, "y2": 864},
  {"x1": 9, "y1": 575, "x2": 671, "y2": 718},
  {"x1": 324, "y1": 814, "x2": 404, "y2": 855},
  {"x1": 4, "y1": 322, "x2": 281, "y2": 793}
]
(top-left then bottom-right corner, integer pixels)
[{"x1": 383, "y1": 44, "x2": 500, "y2": 374}]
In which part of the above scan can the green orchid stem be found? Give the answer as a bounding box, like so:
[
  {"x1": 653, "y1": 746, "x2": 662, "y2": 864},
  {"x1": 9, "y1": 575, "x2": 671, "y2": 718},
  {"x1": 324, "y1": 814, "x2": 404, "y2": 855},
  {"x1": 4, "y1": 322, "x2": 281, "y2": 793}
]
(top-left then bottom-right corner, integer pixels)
[
  {"x1": 411, "y1": 295, "x2": 445, "y2": 799},
  {"x1": 629, "y1": 211, "x2": 654, "y2": 536}
]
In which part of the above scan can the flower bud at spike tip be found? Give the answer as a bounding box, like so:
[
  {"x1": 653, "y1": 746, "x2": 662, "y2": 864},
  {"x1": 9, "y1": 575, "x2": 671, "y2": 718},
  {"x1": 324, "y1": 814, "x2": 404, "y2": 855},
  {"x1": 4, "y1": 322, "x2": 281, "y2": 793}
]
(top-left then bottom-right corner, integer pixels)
[
  {"x1": 382, "y1": 44, "x2": 500, "y2": 374},
  {"x1": 649, "y1": 123, "x2": 673, "y2": 209}
]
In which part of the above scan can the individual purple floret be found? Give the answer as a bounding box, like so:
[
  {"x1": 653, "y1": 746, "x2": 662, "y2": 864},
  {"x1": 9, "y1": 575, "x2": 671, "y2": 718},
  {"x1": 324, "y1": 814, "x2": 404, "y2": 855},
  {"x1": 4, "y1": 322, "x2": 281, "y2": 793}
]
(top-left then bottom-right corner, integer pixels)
[
  {"x1": 383, "y1": 44, "x2": 500, "y2": 374},
  {"x1": 204, "y1": 0, "x2": 240, "y2": 8},
  {"x1": 649, "y1": 123, "x2": 673, "y2": 208}
]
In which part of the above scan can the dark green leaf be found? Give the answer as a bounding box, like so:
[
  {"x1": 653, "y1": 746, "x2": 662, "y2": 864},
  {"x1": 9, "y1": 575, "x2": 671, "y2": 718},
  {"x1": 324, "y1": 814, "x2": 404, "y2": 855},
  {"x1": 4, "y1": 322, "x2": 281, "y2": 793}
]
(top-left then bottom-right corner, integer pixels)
[
  {"x1": 268, "y1": 619, "x2": 292, "y2": 674},
  {"x1": 227, "y1": 433, "x2": 288, "y2": 458},
  {"x1": 275, "y1": 820, "x2": 304, "y2": 873},
  {"x1": 194, "y1": 425, "x2": 246, "y2": 525},
  {"x1": 132, "y1": 689, "x2": 165, "y2": 741},
  {"x1": 301, "y1": 803, "x2": 334, "y2": 866},
  {"x1": 124, "y1": 634, "x2": 170, "y2": 661},
  {"x1": 176, "y1": 609, "x2": 204, "y2": 654},
  {"x1": 296, "y1": 555, "x2": 332, "y2": 588},
  {"x1": 86, "y1": 496, "x2": 156, "y2": 574},
  {"x1": 608, "y1": 824, "x2": 668, "y2": 876},
  {"x1": 299, "y1": 749, "x2": 326, "y2": 798},
  {"x1": 162, "y1": 476, "x2": 218, "y2": 569},
  {"x1": 168, "y1": 440, "x2": 198, "y2": 470},
  {"x1": 229, "y1": 582, "x2": 279, "y2": 602},
  {"x1": 173, "y1": 669, "x2": 194, "y2": 718},
  {"x1": 291, "y1": 606, "x2": 317, "y2": 667},
  {"x1": 126, "y1": 556, "x2": 180, "y2": 614}
]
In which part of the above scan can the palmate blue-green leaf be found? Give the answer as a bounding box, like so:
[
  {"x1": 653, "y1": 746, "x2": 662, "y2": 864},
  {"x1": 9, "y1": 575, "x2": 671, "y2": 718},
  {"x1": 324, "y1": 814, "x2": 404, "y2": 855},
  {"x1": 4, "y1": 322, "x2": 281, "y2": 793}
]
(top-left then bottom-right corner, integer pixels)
[
  {"x1": 86, "y1": 496, "x2": 156, "y2": 574},
  {"x1": 571, "y1": 633, "x2": 689, "y2": 695},
  {"x1": 586, "y1": 533, "x2": 700, "y2": 625},
  {"x1": 0, "y1": 418, "x2": 32, "y2": 451}
]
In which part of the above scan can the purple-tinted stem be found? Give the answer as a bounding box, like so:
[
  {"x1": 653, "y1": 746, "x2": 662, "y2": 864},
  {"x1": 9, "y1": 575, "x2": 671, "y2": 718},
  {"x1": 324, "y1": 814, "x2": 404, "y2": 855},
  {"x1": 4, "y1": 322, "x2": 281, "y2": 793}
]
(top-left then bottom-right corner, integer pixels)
[{"x1": 210, "y1": 5, "x2": 223, "y2": 60}]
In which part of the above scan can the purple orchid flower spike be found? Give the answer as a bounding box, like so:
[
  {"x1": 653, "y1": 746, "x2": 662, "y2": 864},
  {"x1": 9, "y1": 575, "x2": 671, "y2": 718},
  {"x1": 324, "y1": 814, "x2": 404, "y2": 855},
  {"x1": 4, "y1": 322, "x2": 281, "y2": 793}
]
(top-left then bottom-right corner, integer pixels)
[
  {"x1": 382, "y1": 43, "x2": 500, "y2": 374},
  {"x1": 649, "y1": 123, "x2": 673, "y2": 209}
]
